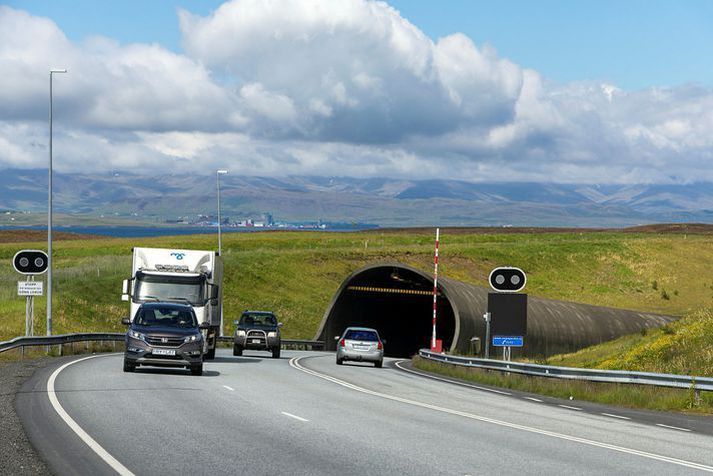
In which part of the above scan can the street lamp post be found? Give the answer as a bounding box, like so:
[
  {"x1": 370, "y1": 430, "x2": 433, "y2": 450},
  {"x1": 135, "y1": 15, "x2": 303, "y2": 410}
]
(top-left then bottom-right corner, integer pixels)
[
  {"x1": 216, "y1": 169, "x2": 228, "y2": 336},
  {"x1": 48, "y1": 68, "x2": 67, "y2": 338},
  {"x1": 216, "y1": 169, "x2": 229, "y2": 255}
]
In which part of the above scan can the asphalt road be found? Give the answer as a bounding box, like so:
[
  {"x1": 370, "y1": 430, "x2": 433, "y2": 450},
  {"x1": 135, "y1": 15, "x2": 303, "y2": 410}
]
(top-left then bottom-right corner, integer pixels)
[{"x1": 17, "y1": 350, "x2": 713, "y2": 475}]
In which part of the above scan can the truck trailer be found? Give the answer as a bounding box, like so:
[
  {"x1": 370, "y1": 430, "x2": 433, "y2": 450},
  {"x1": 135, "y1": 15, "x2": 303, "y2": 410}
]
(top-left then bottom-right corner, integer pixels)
[{"x1": 122, "y1": 247, "x2": 223, "y2": 359}]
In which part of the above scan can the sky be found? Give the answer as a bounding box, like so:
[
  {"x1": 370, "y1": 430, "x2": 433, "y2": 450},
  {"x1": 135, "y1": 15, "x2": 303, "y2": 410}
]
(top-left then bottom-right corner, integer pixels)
[{"x1": 1, "y1": 0, "x2": 713, "y2": 183}]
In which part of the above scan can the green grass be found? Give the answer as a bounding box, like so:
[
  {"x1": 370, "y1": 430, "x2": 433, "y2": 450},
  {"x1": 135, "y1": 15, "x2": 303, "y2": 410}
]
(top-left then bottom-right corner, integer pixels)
[
  {"x1": 412, "y1": 356, "x2": 713, "y2": 413},
  {"x1": 540, "y1": 307, "x2": 713, "y2": 376},
  {"x1": 0, "y1": 229, "x2": 711, "y2": 345}
]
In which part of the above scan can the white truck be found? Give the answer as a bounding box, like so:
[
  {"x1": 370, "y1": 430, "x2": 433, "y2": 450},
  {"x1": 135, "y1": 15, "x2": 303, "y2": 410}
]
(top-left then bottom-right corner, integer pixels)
[{"x1": 122, "y1": 247, "x2": 223, "y2": 359}]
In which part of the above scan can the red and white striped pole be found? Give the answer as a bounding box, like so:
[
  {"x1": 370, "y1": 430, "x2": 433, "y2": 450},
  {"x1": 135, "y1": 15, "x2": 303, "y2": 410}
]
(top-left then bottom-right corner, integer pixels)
[{"x1": 431, "y1": 227, "x2": 440, "y2": 351}]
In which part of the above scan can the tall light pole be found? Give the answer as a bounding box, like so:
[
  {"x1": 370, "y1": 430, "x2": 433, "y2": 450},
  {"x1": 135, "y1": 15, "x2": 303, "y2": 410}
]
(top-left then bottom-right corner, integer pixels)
[
  {"x1": 216, "y1": 169, "x2": 229, "y2": 255},
  {"x1": 216, "y1": 169, "x2": 228, "y2": 336},
  {"x1": 48, "y1": 68, "x2": 67, "y2": 337}
]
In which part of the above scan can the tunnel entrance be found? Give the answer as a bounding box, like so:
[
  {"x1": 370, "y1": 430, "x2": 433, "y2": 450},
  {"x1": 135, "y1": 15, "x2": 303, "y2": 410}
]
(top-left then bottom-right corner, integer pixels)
[{"x1": 317, "y1": 265, "x2": 456, "y2": 357}]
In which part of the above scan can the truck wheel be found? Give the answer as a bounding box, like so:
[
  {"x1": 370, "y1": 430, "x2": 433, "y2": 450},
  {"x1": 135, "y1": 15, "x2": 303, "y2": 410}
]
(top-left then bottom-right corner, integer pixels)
[
  {"x1": 123, "y1": 360, "x2": 135, "y2": 373},
  {"x1": 190, "y1": 364, "x2": 203, "y2": 376},
  {"x1": 272, "y1": 347, "x2": 281, "y2": 359},
  {"x1": 233, "y1": 345, "x2": 243, "y2": 356},
  {"x1": 374, "y1": 360, "x2": 383, "y2": 368}
]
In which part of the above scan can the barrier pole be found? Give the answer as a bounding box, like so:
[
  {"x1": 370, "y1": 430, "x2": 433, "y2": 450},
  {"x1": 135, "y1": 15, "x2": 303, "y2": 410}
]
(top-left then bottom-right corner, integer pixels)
[{"x1": 431, "y1": 228, "x2": 440, "y2": 351}]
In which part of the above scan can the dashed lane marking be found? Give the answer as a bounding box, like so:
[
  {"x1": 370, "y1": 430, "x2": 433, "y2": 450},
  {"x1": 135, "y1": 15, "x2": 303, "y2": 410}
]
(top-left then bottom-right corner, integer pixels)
[{"x1": 281, "y1": 412, "x2": 309, "y2": 422}]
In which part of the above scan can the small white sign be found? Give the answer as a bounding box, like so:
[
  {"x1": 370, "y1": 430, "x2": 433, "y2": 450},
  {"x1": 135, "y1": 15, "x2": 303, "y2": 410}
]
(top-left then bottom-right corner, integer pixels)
[{"x1": 18, "y1": 281, "x2": 43, "y2": 296}]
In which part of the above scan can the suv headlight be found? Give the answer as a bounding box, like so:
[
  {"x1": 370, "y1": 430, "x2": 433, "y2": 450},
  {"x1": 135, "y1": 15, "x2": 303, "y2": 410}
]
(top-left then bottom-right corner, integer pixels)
[
  {"x1": 236, "y1": 330, "x2": 246, "y2": 337},
  {"x1": 129, "y1": 330, "x2": 145, "y2": 341},
  {"x1": 267, "y1": 331, "x2": 277, "y2": 338},
  {"x1": 184, "y1": 334, "x2": 201, "y2": 343}
]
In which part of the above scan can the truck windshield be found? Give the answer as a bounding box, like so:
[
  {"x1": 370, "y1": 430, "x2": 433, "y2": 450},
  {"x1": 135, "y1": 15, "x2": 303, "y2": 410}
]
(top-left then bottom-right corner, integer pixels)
[
  {"x1": 134, "y1": 274, "x2": 204, "y2": 306},
  {"x1": 135, "y1": 307, "x2": 198, "y2": 328}
]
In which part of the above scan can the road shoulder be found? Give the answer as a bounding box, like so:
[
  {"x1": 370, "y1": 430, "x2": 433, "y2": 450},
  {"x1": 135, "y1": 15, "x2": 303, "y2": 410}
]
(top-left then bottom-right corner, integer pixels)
[{"x1": 0, "y1": 358, "x2": 53, "y2": 475}]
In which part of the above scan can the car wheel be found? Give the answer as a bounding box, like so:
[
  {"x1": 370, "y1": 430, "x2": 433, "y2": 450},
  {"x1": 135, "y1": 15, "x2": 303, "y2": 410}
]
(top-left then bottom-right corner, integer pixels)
[
  {"x1": 190, "y1": 364, "x2": 203, "y2": 376},
  {"x1": 233, "y1": 345, "x2": 243, "y2": 356},
  {"x1": 374, "y1": 360, "x2": 383, "y2": 368},
  {"x1": 336, "y1": 357, "x2": 343, "y2": 365},
  {"x1": 272, "y1": 347, "x2": 281, "y2": 359},
  {"x1": 123, "y1": 360, "x2": 135, "y2": 373}
]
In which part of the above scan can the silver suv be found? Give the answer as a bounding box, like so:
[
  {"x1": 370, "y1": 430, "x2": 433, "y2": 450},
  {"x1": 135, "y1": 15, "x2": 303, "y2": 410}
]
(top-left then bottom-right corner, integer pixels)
[{"x1": 335, "y1": 327, "x2": 384, "y2": 368}]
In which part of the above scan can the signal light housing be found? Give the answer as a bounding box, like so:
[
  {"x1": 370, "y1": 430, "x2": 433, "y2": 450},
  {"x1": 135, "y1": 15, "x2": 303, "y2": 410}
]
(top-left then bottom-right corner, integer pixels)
[{"x1": 488, "y1": 267, "x2": 527, "y2": 293}]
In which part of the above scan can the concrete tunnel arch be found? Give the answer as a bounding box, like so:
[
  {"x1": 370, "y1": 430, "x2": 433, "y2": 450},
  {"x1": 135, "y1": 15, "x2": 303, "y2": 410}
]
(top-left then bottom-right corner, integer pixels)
[{"x1": 315, "y1": 263, "x2": 676, "y2": 358}]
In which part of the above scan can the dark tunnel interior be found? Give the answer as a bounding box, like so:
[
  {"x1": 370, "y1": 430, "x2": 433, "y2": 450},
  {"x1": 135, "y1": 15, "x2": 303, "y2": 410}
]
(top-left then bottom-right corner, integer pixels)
[{"x1": 323, "y1": 267, "x2": 455, "y2": 357}]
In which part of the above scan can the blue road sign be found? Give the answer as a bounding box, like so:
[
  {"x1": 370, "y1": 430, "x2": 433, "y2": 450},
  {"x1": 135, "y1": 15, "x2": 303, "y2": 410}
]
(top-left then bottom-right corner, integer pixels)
[{"x1": 492, "y1": 336, "x2": 524, "y2": 347}]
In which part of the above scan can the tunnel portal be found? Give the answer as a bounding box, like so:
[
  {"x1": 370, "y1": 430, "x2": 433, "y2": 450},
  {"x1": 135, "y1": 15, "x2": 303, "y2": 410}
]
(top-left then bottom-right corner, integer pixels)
[
  {"x1": 316, "y1": 265, "x2": 455, "y2": 357},
  {"x1": 316, "y1": 263, "x2": 676, "y2": 358}
]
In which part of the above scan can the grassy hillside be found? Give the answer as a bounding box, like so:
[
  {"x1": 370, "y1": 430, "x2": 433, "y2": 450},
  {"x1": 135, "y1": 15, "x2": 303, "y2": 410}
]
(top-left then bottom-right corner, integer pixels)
[{"x1": 1, "y1": 229, "x2": 712, "y2": 343}]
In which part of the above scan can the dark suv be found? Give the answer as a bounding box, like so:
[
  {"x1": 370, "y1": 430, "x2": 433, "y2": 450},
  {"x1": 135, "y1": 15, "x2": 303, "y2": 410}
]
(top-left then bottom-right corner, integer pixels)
[
  {"x1": 122, "y1": 302, "x2": 207, "y2": 375},
  {"x1": 233, "y1": 311, "x2": 282, "y2": 358}
]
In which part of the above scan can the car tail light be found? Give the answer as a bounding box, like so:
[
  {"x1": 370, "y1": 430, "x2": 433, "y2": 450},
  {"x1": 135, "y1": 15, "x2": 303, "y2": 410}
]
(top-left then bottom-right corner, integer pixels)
[
  {"x1": 377, "y1": 340, "x2": 383, "y2": 350},
  {"x1": 339, "y1": 338, "x2": 345, "y2": 348}
]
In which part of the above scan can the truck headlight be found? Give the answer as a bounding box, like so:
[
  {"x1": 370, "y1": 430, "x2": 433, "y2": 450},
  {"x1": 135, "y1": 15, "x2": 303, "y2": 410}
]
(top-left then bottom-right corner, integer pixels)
[
  {"x1": 236, "y1": 330, "x2": 246, "y2": 337},
  {"x1": 184, "y1": 334, "x2": 201, "y2": 343},
  {"x1": 267, "y1": 331, "x2": 277, "y2": 338},
  {"x1": 129, "y1": 330, "x2": 145, "y2": 341}
]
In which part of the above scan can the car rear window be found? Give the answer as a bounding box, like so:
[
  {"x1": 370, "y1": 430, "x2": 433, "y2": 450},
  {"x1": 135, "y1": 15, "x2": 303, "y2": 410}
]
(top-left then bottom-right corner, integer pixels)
[{"x1": 345, "y1": 330, "x2": 379, "y2": 341}]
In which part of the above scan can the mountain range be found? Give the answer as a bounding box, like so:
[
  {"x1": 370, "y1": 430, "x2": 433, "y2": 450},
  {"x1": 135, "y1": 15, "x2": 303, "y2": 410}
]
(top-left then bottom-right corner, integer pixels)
[{"x1": 0, "y1": 169, "x2": 711, "y2": 227}]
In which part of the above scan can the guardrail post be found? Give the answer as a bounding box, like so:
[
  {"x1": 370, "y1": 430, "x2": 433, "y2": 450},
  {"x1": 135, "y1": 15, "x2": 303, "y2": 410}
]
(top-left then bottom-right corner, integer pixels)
[
  {"x1": 20, "y1": 345, "x2": 24, "y2": 361},
  {"x1": 59, "y1": 343, "x2": 63, "y2": 356}
]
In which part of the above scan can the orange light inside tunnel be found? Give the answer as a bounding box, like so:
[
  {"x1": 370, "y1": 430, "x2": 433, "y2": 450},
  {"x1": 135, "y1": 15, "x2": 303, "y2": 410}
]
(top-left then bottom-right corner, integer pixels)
[{"x1": 346, "y1": 285, "x2": 441, "y2": 296}]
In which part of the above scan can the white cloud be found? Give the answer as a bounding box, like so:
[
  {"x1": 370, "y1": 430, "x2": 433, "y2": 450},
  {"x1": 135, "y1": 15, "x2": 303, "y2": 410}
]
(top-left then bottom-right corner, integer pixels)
[{"x1": 0, "y1": 2, "x2": 712, "y2": 184}]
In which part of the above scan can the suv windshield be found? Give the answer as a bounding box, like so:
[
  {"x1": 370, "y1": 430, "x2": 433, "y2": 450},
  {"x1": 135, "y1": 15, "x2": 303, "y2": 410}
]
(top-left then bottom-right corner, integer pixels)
[
  {"x1": 135, "y1": 307, "x2": 197, "y2": 328},
  {"x1": 345, "y1": 330, "x2": 379, "y2": 341},
  {"x1": 240, "y1": 313, "x2": 277, "y2": 326},
  {"x1": 134, "y1": 273, "x2": 204, "y2": 306}
]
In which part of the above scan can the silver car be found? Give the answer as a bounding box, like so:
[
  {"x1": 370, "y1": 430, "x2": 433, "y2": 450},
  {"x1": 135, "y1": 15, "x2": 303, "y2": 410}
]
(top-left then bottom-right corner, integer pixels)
[{"x1": 335, "y1": 327, "x2": 384, "y2": 368}]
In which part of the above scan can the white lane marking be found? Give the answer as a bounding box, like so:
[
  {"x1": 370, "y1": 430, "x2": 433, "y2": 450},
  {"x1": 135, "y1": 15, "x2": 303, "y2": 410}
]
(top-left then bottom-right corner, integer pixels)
[
  {"x1": 393, "y1": 360, "x2": 511, "y2": 395},
  {"x1": 223, "y1": 385, "x2": 235, "y2": 391},
  {"x1": 48, "y1": 354, "x2": 135, "y2": 476},
  {"x1": 558, "y1": 405, "x2": 582, "y2": 411},
  {"x1": 290, "y1": 357, "x2": 713, "y2": 473},
  {"x1": 281, "y1": 412, "x2": 309, "y2": 422},
  {"x1": 524, "y1": 397, "x2": 543, "y2": 403},
  {"x1": 656, "y1": 424, "x2": 692, "y2": 432},
  {"x1": 602, "y1": 413, "x2": 631, "y2": 420}
]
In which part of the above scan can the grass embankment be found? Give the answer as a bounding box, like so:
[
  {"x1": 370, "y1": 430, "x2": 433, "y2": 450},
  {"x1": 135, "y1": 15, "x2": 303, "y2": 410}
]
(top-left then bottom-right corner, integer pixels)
[
  {"x1": 413, "y1": 354, "x2": 713, "y2": 413},
  {"x1": 0, "y1": 228, "x2": 711, "y2": 345},
  {"x1": 414, "y1": 306, "x2": 713, "y2": 413}
]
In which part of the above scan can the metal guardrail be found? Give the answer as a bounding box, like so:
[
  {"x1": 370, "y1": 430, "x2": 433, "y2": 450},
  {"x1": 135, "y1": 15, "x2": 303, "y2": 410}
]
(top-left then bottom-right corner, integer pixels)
[
  {"x1": 217, "y1": 336, "x2": 324, "y2": 351},
  {"x1": 419, "y1": 349, "x2": 713, "y2": 392},
  {"x1": 0, "y1": 333, "x2": 125, "y2": 355},
  {"x1": 0, "y1": 333, "x2": 324, "y2": 354}
]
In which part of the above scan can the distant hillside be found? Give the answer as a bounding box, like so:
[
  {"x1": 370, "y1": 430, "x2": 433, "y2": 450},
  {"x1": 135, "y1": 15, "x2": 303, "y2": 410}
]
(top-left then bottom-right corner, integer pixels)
[{"x1": 0, "y1": 169, "x2": 711, "y2": 227}]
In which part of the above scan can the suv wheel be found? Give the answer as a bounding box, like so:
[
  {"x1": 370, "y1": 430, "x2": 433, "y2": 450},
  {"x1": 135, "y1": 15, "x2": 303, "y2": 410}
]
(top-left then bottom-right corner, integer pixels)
[
  {"x1": 123, "y1": 360, "x2": 135, "y2": 373},
  {"x1": 190, "y1": 364, "x2": 203, "y2": 376},
  {"x1": 272, "y1": 347, "x2": 281, "y2": 359},
  {"x1": 233, "y1": 345, "x2": 243, "y2": 356}
]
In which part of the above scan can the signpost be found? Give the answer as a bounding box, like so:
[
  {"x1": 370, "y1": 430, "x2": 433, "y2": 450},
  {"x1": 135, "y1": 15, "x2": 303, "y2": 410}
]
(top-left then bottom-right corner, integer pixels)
[
  {"x1": 487, "y1": 266, "x2": 528, "y2": 361},
  {"x1": 13, "y1": 250, "x2": 48, "y2": 337}
]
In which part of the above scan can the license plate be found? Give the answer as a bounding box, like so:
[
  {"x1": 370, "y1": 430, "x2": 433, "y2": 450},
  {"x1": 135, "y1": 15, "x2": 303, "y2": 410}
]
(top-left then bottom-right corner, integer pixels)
[
  {"x1": 354, "y1": 345, "x2": 369, "y2": 351},
  {"x1": 252, "y1": 339, "x2": 262, "y2": 344},
  {"x1": 153, "y1": 349, "x2": 176, "y2": 356}
]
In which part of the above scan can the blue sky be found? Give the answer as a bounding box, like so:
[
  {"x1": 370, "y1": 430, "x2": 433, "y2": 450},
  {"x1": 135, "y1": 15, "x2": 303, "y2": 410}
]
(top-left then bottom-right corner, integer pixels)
[
  {"x1": 8, "y1": 0, "x2": 713, "y2": 89},
  {"x1": 2, "y1": 0, "x2": 713, "y2": 183}
]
